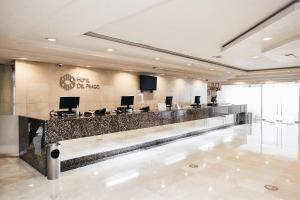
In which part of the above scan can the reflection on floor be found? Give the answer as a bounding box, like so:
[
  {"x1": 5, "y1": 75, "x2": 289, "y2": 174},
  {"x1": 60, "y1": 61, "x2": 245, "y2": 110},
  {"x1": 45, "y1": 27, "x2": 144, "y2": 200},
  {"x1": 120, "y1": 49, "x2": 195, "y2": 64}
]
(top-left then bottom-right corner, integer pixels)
[
  {"x1": 60, "y1": 116, "x2": 234, "y2": 161},
  {"x1": 1, "y1": 121, "x2": 300, "y2": 200}
]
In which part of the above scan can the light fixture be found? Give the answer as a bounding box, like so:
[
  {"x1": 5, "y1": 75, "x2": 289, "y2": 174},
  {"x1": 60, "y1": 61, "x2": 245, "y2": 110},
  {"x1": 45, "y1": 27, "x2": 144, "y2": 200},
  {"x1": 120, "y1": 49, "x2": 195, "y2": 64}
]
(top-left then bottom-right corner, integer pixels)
[
  {"x1": 18, "y1": 57, "x2": 27, "y2": 60},
  {"x1": 155, "y1": 57, "x2": 160, "y2": 61},
  {"x1": 160, "y1": 73, "x2": 165, "y2": 76},
  {"x1": 210, "y1": 69, "x2": 214, "y2": 71},
  {"x1": 252, "y1": 56, "x2": 259, "y2": 59},
  {"x1": 235, "y1": 82, "x2": 245, "y2": 85},
  {"x1": 107, "y1": 48, "x2": 114, "y2": 52},
  {"x1": 46, "y1": 38, "x2": 56, "y2": 42},
  {"x1": 263, "y1": 37, "x2": 272, "y2": 41},
  {"x1": 227, "y1": 71, "x2": 231, "y2": 74},
  {"x1": 187, "y1": 63, "x2": 192, "y2": 66},
  {"x1": 86, "y1": 65, "x2": 91, "y2": 68}
]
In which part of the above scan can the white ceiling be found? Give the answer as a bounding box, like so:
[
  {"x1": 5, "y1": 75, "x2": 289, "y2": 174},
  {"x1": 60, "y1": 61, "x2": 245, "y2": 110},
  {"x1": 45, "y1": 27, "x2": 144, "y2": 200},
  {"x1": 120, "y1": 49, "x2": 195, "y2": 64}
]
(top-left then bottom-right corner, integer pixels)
[{"x1": 0, "y1": 0, "x2": 299, "y2": 81}]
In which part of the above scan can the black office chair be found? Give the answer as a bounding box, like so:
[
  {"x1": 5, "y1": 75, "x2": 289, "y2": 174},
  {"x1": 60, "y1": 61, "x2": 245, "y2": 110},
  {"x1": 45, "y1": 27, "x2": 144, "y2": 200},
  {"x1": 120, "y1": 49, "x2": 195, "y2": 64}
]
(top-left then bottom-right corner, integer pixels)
[
  {"x1": 95, "y1": 108, "x2": 106, "y2": 116},
  {"x1": 140, "y1": 106, "x2": 150, "y2": 112}
]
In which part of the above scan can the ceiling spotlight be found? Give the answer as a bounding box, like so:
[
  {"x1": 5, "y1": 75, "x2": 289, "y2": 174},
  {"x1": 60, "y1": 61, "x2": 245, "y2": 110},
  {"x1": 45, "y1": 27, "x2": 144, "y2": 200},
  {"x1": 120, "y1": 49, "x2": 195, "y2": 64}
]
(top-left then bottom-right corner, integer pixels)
[
  {"x1": 252, "y1": 56, "x2": 259, "y2": 59},
  {"x1": 57, "y1": 63, "x2": 63, "y2": 67},
  {"x1": 86, "y1": 65, "x2": 91, "y2": 68},
  {"x1": 160, "y1": 73, "x2": 165, "y2": 76},
  {"x1": 210, "y1": 69, "x2": 215, "y2": 71},
  {"x1": 227, "y1": 71, "x2": 231, "y2": 74},
  {"x1": 107, "y1": 48, "x2": 114, "y2": 52},
  {"x1": 18, "y1": 57, "x2": 27, "y2": 60},
  {"x1": 46, "y1": 38, "x2": 57, "y2": 42},
  {"x1": 263, "y1": 37, "x2": 272, "y2": 41},
  {"x1": 187, "y1": 63, "x2": 192, "y2": 66},
  {"x1": 155, "y1": 57, "x2": 160, "y2": 61}
]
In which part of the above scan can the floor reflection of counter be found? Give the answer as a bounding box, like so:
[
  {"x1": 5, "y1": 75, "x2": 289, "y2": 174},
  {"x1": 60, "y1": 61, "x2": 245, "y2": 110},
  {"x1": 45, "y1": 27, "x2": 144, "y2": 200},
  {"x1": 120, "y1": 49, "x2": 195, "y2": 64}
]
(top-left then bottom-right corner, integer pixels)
[
  {"x1": 18, "y1": 105, "x2": 247, "y2": 176},
  {"x1": 4, "y1": 122, "x2": 300, "y2": 199}
]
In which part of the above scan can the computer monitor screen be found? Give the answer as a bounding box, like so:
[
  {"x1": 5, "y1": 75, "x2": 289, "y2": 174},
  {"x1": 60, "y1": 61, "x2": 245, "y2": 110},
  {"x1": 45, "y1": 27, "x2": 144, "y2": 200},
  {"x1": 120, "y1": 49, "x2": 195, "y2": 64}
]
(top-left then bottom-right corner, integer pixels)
[
  {"x1": 121, "y1": 96, "x2": 134, "y2": 107},
  {"x1": 59, "y1": 97, "x2": 80, "y2": 112},
  {"x1": 165, "y1": 96, "x2": 173, "y2": 106},
  {"x1": 195, "y1": 96, "x2": 201, "y2": 104},
  {"x1": 140, "y1": 75, "x2": 157, "y2": 91}
]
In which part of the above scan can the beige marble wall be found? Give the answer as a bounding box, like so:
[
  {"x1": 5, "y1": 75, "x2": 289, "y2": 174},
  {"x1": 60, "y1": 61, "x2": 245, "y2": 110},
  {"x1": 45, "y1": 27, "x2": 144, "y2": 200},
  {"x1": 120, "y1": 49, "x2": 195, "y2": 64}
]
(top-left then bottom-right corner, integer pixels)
[
  {"x1": 15, "y1": 61, "x2": 207, "y2": 118},
  {"x1": 0, "y1": 115, "x2": 18, "y2": 155},
  {"x1": 0, "y1": 64, "x2": 13, "y2": 115}
]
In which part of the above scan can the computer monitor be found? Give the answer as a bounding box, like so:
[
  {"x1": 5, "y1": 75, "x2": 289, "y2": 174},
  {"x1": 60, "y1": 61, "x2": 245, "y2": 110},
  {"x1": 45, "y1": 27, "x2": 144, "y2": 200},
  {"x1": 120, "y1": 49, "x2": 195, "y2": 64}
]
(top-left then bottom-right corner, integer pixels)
[
  {"x1": 59, "y1": 97, "x2": 80, "y2": 113},
  {"x1": 194, "y1": 96, "x2": 201, "y2": 105},
  {"x1": 165, "y1": 96, "x2": 173, "y2": 107},
  {"x1": 121, "y1": 96, "x2": 134, "y2": 109}
]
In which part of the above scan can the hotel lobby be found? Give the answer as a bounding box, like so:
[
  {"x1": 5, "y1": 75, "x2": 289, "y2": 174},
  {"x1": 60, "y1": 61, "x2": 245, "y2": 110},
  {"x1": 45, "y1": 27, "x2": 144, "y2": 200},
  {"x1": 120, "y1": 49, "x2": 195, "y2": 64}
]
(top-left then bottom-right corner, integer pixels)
[{"x1": 0, "y1": 0, "x2": 300, "y2": 199}]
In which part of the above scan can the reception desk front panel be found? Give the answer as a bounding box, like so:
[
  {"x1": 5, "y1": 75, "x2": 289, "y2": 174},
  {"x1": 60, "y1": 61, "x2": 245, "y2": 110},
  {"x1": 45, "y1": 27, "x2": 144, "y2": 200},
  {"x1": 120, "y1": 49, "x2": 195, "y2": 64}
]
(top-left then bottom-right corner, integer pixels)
[{"x1": 19, "y1": 105, "x2": 247, "y2": 175}]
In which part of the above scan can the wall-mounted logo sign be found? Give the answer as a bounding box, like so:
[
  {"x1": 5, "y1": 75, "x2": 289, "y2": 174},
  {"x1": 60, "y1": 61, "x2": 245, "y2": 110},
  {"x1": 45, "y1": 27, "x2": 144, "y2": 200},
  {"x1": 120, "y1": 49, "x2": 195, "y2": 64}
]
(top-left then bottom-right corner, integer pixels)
[
  {"x1": 60, "y1": 74, "x2": 76, "y2": 90},
  {"x1": 59, "y1": 74, "x2": 100, "y2": 91}
]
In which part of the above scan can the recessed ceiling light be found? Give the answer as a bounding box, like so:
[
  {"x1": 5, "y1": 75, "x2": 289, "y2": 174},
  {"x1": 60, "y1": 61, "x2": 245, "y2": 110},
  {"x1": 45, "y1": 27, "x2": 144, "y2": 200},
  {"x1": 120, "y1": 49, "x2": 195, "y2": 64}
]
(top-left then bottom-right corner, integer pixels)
[
  {"x1": 46, "y1": 38, "x2": 56, "y2": 42},
  {"x1": 252, "y1": 56, "x2": 259, "y2": 59},
  {"x1": 187, "y1": 63, "x2": 192, "y2": 66},
  {"x1": 155, "y1": 57, "x2": 160, "y2": 61},
  {"x1": 86, "y1": 65, "x2": 91, "y2": 68},
  {"x1": 107, "y1": 48, "x2": 114, "y2": 52},
  {"x1": 210, "y1": 69, "x2": 214, "y2": 71},
  {"x1": 160, "y1": 73, "x2": 165, "y2": 76},
  {"x1": 18, "y1": 57, "x2": 27, "y2": 60},
  {"x1": 263, "y1": 37, "x2": 272, "y2": 41},
  {"x1": 227, "y1": 72, "x2": 231, "y2": 74}
]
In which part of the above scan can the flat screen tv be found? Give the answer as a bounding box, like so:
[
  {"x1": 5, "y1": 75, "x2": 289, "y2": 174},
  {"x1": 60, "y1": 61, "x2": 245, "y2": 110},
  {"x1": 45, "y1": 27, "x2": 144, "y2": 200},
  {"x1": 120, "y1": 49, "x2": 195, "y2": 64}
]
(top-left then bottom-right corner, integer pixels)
[{"x1": 140, "y1": 75, "x2": 157, "y2": 91}]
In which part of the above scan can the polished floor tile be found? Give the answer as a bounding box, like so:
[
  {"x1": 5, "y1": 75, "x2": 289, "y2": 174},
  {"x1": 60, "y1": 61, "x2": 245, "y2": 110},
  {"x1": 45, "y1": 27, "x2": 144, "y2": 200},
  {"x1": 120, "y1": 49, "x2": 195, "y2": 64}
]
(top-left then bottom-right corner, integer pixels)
[{"x1": 1, "y1": 121, "x2": 300, "y2": 200}]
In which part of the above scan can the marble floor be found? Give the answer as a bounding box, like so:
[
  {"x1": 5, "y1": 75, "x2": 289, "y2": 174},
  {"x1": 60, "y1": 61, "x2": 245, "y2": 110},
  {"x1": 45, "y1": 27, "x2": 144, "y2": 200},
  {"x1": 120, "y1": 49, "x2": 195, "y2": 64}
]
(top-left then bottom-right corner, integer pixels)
[{"x1": 1, "y1": 121, "x2": 300, "y2": 200}]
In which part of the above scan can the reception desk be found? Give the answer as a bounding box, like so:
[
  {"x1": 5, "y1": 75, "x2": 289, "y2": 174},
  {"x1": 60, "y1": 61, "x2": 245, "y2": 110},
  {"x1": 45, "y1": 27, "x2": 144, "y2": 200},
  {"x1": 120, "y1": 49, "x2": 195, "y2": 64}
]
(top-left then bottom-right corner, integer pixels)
[{"x1": 19, "y1": 104, "x2": 247, "y2": 175}]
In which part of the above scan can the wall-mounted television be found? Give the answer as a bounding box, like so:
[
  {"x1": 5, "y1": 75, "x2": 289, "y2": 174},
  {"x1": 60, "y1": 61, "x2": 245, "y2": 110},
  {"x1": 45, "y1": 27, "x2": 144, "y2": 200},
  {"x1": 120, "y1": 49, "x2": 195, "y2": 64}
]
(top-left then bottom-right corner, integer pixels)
[{"x1": 140, "y1": 75, "x2": 157, "y2": 92}]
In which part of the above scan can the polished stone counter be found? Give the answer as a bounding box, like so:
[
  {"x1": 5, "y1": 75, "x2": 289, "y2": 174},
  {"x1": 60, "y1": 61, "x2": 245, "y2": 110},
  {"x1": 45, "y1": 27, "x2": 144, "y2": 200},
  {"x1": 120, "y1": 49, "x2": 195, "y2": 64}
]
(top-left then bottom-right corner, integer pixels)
[
  {"x1": 44, "y1": 104, "x2": 246, "y2": 144},
  {"x1": 18, "y1": 104, "x2": 247, "y2": 175}
]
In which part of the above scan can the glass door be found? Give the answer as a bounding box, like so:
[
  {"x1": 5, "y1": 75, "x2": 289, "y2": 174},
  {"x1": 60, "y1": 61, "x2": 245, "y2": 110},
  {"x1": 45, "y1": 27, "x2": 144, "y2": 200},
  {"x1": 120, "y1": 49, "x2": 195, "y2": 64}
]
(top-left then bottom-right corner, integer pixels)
[{"x1": 262, "y1": 82, "x2": 299, "y2": 123}]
